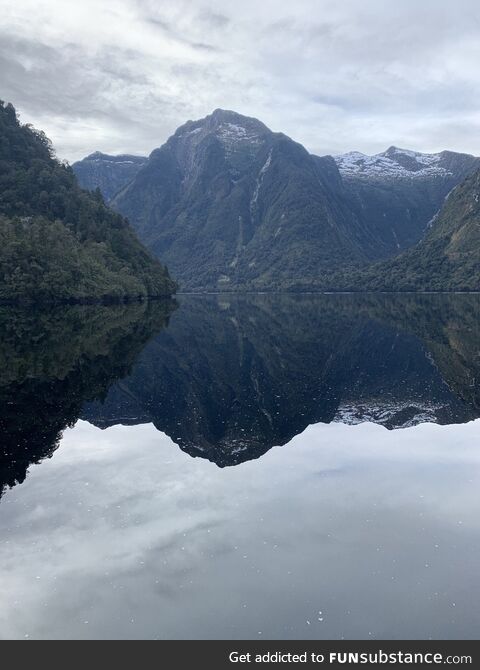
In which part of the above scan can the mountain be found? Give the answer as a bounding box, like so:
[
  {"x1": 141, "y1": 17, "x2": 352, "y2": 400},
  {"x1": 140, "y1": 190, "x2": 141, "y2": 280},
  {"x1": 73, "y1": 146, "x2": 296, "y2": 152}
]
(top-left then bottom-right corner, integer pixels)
[
  {"x1": 76, "y1": 109, "x2": 480, "y2": 292},
  {"x1": 72, "y1": 151, "x2": 147, "y2": 201},
  {"x1": 335, "y1": 168, "x2": 480, "y2": 291},
  {"x1": 0, "y1": 101, "x2": 176, "y2": 303},
  {"x1": 334, "y1": 146, "x2": 480, "y2": 258},
  {"x1": 110, "y1": 109, "x2": 370, "y2": 290}
]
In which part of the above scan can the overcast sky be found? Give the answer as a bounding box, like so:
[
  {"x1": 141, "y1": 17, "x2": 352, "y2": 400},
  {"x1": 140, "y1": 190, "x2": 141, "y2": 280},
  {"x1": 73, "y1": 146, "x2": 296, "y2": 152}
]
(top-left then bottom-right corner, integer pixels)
[{"x1": 2, "y1": 0, "x2": 480, "y2": 162}]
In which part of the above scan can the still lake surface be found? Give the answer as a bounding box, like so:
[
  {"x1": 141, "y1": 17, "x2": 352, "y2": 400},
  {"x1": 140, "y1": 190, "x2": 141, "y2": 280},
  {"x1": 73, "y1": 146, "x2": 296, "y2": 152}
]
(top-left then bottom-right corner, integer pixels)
[{"x1": 0, "y1": 293, "x2": 479, "y2": 639}]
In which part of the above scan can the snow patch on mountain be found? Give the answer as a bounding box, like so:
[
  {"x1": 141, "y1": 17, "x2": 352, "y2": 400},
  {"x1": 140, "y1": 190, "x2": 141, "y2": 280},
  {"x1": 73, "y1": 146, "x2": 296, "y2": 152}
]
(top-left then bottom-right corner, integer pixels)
[
  {"x1": 333, "y1": 399, "x2": 449, "y2": 429},
  {"x1": 186, "y1": 127, "x2": 202, "y2": 136},
  {"x1": 334, "y1": 147, "x2": 452, "y2": 181},
  {"x1": 176, "y1": 116, "x2": 266, "y2": 167},
  {"x1": 220, "y1": 122, "x2": 248, "y2": 138},
  {"x1": 84, "y1": 152, "x2": 146, "y2": 165},
  {"x1": 217, "y1": 122, "x2": 263, "y2": 154}
]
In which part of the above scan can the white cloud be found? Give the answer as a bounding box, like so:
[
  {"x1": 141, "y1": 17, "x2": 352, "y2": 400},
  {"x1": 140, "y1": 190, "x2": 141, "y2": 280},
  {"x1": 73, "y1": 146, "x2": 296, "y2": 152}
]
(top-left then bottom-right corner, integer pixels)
[{"x1": 1, "y1": 0, "x2": 480, "y2": 160}]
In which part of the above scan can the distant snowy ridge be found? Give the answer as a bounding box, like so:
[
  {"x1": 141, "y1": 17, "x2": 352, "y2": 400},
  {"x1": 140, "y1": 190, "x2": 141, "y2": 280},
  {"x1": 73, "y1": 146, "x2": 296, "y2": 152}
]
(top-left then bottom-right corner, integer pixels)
[
  {"x1": 83, "y1": 151, "x2": 147, "y2": 165},
  {"x1": 334, "y1": 146, "x2": 453, "y2": 181}
]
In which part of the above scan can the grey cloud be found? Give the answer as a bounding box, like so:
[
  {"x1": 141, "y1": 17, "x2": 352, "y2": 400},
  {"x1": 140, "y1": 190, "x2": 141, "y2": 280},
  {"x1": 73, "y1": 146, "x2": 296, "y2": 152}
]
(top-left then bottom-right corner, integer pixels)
[
  {"x1": 144, "y1": 14, "x2": 219, "y2": 51},
  {"x1": 2, "y1": 0, "x2": 480, "y2": 161},
  {"x1": 198, "y1": 10, "x2": 230, "y2": 28},
  {"x1": 0, "y1": 36, "x2": 106, "y2": 117},
  {"x1": 0, "y1": 31, "x2": 193, "y2": 159}
]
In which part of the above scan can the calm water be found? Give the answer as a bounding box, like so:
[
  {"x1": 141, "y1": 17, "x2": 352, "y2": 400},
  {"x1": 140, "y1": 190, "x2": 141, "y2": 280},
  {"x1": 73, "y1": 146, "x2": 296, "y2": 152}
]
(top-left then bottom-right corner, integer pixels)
[{"x1": 0, "y1": 294, "x2": 479, "y2": 639}]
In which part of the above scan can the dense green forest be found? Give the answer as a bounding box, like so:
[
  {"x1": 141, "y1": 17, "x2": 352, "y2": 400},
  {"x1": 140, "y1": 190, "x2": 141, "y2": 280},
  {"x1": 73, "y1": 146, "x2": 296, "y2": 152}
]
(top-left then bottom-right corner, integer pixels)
[{"x1": 0, "y1": 101, "x2": 176, "y2": 304}]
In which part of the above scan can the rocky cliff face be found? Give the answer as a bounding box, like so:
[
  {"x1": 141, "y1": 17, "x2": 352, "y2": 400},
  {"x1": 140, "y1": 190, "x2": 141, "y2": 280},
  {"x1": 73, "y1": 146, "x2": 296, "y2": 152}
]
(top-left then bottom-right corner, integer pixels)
[
  {"x1": 73, "y1": 151, "x2": 147, "y2": 201},
  {"x1": 110, "y1": 109, "x2": 368, "y2": 290}
]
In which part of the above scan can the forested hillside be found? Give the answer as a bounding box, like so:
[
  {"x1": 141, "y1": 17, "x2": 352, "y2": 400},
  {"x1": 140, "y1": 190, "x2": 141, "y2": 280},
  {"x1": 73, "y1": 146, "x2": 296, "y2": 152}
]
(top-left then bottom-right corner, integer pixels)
[
  {"x1": 330, "y1": 169, "x2": 480, "y2": 292},
  {"x1": 0, "y1": 101, "x2": 176, "y2": 304}
]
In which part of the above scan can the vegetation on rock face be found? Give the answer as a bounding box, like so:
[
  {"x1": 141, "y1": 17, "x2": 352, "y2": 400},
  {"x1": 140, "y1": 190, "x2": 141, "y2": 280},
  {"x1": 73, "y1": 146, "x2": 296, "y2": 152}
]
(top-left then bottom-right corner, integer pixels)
[
  {"x1": 326, "y1": 170, "x2": 480, "y2": 292},
  {"x1": 335, "y1": 147, "x2": 480, "y2": 260},
  {"x1": 0, "y1": 101, "x2": 176, "y2": 304}
]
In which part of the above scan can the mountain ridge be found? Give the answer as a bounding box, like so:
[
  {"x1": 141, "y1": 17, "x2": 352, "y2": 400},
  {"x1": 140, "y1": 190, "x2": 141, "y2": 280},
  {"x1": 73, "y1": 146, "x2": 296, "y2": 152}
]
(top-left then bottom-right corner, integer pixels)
[
  {"x1": 334, "y1": 146, "x2": 478, "y2": 180},
  {"x1": 72, "y1": 108, "x2": 480, "y2": 291}
]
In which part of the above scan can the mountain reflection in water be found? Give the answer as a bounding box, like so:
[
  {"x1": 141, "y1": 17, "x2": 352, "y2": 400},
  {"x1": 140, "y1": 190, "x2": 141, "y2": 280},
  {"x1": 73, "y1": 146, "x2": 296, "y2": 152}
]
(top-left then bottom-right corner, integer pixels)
[
  {"x1": 0, "y1": 293, "x2": 478, "y2": 495},
  {"x1": 84, "y1": 293, "x2": 479, "y2": 465}
]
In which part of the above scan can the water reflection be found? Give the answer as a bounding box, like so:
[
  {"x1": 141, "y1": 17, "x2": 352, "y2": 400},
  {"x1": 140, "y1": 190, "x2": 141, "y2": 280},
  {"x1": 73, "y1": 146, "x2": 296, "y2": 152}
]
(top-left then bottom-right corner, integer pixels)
[
  {"x1": 0, "y1": 418, "x2": 479, "y2": 639},
  {"x1": 0, "y1": 301, "x2": 175, "y2": 495},
  {"x1": 0, "y1": 293, "x2": 479, "y2": 640},
  {"x1": 83, "y1": 293, "x2": 479, "y2": 465},
  {"x1": 0, "y1": 293, "x2": 479, "y2": 487}
]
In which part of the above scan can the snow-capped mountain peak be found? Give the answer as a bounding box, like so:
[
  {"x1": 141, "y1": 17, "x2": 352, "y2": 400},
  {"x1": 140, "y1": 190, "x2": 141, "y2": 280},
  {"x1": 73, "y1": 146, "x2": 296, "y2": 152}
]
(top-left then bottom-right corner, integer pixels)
[
  {"x1": 334, "y1": 146, "x2": 450, "y2": 180},
  {"x1": 174, "y1": 109, "x2": 269, "y2": 145},
  {"x1": 162, "y1": 109, "x2": 272, "y2": 175}
]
